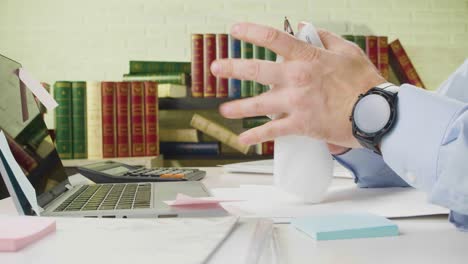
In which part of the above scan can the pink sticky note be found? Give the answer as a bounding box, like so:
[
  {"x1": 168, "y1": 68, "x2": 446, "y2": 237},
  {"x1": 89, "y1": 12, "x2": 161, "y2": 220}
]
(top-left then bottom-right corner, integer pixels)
[
  {"x1": 164, "y1": 193, "x2": 241, "y2": 206},
  {"x1": 17, "y1": 68, "x2": 58, "y2": 111},
  {"x1": 0, "y1": 216, "x2": 56, "y2": 252}
]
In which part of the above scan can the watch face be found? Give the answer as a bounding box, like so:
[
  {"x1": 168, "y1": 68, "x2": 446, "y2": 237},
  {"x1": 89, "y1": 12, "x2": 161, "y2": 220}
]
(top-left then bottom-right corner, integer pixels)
[{"x1": 354, "y1": 94, "x2": 391, "y2": 134}]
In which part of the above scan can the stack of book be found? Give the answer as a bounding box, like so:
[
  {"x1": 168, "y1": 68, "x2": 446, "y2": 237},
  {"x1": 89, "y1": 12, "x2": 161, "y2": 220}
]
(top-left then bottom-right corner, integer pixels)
[
  {"x1": 53, "y1": 81, "x2": 160, "y2": 160},
  {"x1": 191, "y1": 33, "x2": 277, "y2": 99},
  {"x1": 342, "y1": 35, "x2": 425, "y2": 89}
]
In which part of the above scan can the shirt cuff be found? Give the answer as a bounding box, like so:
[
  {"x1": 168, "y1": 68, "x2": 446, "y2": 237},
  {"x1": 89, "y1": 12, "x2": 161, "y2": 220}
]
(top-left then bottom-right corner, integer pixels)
[
  {"x1": 381, "y1": 85, "x2": 465, "y2": 191},
  {"x1": 334, "y1": 148, "x2": 409, "y2": 188}
]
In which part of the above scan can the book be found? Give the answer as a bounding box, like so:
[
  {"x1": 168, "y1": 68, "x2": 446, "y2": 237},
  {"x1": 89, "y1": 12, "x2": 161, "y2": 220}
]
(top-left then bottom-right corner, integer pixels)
[
  {"x1": 242, "y1": 117, "x2": 270, "y2": 129},
  {"x1": 4, "y1": 132, "x2": 38, "y2": 174},
  {"x1": 377, "y1": 36, "x2": 389, "y2": 80},
  {"x1": 262, "y1": 141, "x2": 274, "y2": 156},
  {"x1": 144, "y1": 81, "x2": 159, "y2": 156},
  {"x1": 265, "y1": 48, "x2": 277, "y2": 61},
  {"x1": 101, "y1": 82, "x2": 116, "y2": 158},
  {"x1": 216, "y1": 34, "x2": 229, "y2": 98},
  {"x1": 158, "y1": 84, "x2": 187, "y2": 98},
  {"x1": 388, "y1": 39, "x2": 425, "y2": 89},
  {"x1": 129, "y1": 61, "x2": 191, "y2": 74},
  {"x1": 365, "y1": 36, "x2": 378, "y2": 69},
  {"x1": 160, "y1": 142, "x2": 220, "y2": 155},
  {"x1": 191, "y1": 34, "x2": 204, "y2": 98},
  {"x1": 190, "y1": 113, "x2": 250, "y2": 154},
  {"x1": 159, "y1": 128, "x2": 199, "y2": 142},
  {"x1": 253, "y1": 45, "x2": 266, "y2": 96},
  {"x1": 122, "y1": 73, "x2": 189, "y2": 85},
  {"x1": 130, "y1": 82, "x2": 145, "y2": 157},
  {"x1": 229, "y1": 36, "x2": 242, "y2": 98},
  {"x1": 342, "y1": 35, "x2": 354, "y2": 42},
  {"x1": 86, "y1": 81, "x2": 103, "y2": 159},
  {"x1": 354, "y1": 35, "x2": 366, "y2": 51},
  {"x1": 204, "y1": 34, "x2": 217, "y2": 98},
  {"x1": 241, "y1": 41, "x2": 253, "y2": 97},
  {"x1": 53, "y1": 81, "x2": 73, "y2": 159},
  {"x1": 71, "y1": 81, "x2": 87, "y2": 159},
  {"x1": 115, "y1": 82, "x2": 131, "y2": 157}
]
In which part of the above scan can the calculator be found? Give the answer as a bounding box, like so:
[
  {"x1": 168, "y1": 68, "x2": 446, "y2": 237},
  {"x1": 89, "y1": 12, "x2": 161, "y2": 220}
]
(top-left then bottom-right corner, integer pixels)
[{"x1": 77, "y1": 161, "x2": 206, "y2": 184}]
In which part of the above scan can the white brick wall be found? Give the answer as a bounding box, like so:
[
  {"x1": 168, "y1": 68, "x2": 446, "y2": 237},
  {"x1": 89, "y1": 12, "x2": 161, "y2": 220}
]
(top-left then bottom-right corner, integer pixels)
[{"x1": 0, "y1": 0, "x2": 467, "y2": 90}]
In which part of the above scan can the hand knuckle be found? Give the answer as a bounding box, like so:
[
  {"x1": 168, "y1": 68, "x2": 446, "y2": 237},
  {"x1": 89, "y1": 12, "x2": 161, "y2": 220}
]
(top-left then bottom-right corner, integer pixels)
[
  {"x1": 263, "y1": 28, "x2": 280, "y2": 45},
  {"x1": 243, "y1": 61, "x2": 260, "y2": 80},
  {"x1": 287, "y1": 67, "x2": 310, "y2": 86}
]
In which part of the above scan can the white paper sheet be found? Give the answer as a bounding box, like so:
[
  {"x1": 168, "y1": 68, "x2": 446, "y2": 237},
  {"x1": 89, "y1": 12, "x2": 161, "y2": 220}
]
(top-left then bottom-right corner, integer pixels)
[
  {"x1": 0, "y1": 131, "x2": 42, "y2": 215},
  {"x1": 211, "y1": 184, "x2": 449, "y2": 221}
]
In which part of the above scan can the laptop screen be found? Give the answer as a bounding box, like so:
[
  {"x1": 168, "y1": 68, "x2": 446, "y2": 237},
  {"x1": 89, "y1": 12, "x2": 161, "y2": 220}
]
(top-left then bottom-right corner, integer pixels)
[{"x1": 0, "y1": 54, "x2": 67, "y2": 201}]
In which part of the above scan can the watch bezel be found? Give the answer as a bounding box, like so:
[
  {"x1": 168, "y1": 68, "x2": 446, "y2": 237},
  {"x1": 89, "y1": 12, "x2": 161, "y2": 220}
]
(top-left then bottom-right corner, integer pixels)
[{"x1": 351, "y1": 87, "x2": 398, "y2": 155}]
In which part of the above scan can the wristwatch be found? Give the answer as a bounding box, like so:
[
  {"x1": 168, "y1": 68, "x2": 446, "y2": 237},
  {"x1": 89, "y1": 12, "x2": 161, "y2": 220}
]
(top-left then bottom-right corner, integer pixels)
[{"x1": 350, "y1": 82, "x2": 399, "y2": 155}]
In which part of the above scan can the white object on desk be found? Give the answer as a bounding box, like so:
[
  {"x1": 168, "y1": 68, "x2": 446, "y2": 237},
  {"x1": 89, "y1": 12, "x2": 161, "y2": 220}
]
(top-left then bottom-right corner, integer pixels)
[
  {"x1": 0, "y1": 216, "x2": 56, "y2": 252},
  {"x1": 212, "y1": 184, "x2": 448, "y2": 221}
]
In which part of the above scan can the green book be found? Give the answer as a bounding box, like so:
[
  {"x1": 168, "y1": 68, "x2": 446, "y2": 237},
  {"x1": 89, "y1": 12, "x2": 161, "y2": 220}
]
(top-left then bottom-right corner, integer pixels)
[
  {"x1": 241, "y1": 41, "x2": 253, "y2": 97},
  {"x1": 123, "y1": 73, "x2": 189, "y2": 85},
  {"x1": 242, "y1": 117, "x2": 271, "y2": 129},
  {"x1": 354, "y1": 35, "x2": 366, "y2": 51},
  {"x1": 253, "y1": 45, "x2": 266, "y2": 96},
  {"x1": 342, "y1": 35, "x2": 355, "y2": 42},
  {"x1": 129, "y1": 61, "x2": 191, "y2": 74},
  {"x1": 54, "y1": 81, "x2": 73, "y2": 159},
  {"x1": 71, "y1": 81, "x2": 87, "y2": 159},
  {"x1": 265, "y1": 48, "x2": 277, "y2": 61}
]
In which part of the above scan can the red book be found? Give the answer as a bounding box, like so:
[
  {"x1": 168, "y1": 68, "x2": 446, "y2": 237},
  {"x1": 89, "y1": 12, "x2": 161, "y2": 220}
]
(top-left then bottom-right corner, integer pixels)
[
  {"x1": 377, "y1": 36, "x2": 389, "y2": 80},
  {"x1": 365, "y1": 36, "x2": 378, "y2": 69},
  {"x1": 216, "y1": 34, "x2": 229, "y2": 98},
  {"x1": 203, "y1": 34, "x2": 217, "y2": 98},
  {"x1": 191, "y1": 34, "x2": 204, "y2": 98},
  {"x1": 101, "y1": 82, "x2": 116, "y2": 158},
  {"x1": 144, "y1": 81, "x2": 159, "y2": 156},
  {"x1": 116, "y1": 82, "x2": 131, "y2": 157},
  {"x1": 262, "y1": 141, "x2": 274, "y2": 156},
  {"x1": 130, "y1": 82, "x2": 145, "y2": 157},
  {"x1": 389, "y1": 39, "x2": 425, "y2": 89}
]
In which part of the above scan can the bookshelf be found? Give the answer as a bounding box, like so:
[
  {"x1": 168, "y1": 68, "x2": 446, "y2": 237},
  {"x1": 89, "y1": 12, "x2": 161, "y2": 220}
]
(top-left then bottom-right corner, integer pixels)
[
  {"x1": 159, "y1": 97, "x2": 233, "y2": 110},
  {"x1": 164, "y1": 154, "x2": 272, "y2": 161},
  {"x1": 62, "y1": 156, "x2": 164, "y2": 168}
]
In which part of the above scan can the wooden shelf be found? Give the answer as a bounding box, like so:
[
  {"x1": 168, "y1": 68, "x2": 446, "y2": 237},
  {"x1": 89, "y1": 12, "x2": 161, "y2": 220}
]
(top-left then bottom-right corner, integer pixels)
[
  {"x1": 164, "y1": 154, "x2": 272, "y2": 161},
  {"x1": 159, "y1": 97, "x2": 234, "y2": 110},
  {"x1": 61, "y1": 156, "x2": 164, "y2": 168}
]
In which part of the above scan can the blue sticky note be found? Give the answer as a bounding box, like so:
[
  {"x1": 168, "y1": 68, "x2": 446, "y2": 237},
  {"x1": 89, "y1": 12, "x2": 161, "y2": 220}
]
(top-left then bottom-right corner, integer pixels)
[{"x1": 291, "y1": 213, "x2": 399, "y2": 241}]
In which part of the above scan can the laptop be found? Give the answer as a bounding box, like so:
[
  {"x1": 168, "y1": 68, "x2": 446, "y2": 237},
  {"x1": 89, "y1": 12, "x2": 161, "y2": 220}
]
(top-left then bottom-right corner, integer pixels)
[{"x1": 0, "y1": 54, "x2": 223, "y2": 218}]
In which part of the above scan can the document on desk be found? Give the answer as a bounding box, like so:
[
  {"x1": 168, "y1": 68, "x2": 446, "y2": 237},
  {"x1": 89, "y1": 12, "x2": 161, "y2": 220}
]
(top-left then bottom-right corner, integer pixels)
[{"x1": 211, "y1": 184, "x2": 449, "y2": 222}]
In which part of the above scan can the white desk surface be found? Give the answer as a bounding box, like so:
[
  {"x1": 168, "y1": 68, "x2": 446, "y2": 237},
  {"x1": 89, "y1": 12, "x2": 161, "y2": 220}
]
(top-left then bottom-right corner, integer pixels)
[{"x1": 1, "y1": 167, "x2": 468, "y2": 264}]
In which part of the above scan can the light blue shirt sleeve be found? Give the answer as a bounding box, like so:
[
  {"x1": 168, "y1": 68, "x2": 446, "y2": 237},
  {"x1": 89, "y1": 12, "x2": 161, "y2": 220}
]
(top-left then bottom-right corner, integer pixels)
[{"x1": 335, "y1": 59, "x2": 468, "y2": 231}]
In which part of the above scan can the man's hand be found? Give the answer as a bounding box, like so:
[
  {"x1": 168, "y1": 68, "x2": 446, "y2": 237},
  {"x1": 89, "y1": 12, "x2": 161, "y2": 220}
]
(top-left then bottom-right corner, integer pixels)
[{"x1": 211, "y1": 22, "x2": 385, "y2": 149}]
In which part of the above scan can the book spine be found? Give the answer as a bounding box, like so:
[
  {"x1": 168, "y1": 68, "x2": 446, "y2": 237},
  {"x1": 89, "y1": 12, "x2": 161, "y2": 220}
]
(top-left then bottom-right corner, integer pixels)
[
  {"x1": 229, "y1": 36, "x2": 242, "y2": 98},
  {"x1": 4, "y1": 132, "x2": 38, "y2": 173},
  {"x1": 191, "y1": 34, "x2": 204, "y2": 98},
  {"x1": 342, "y1": 35, "x2": 355, "y2": 42},
  {"x1": 123, "y1": 73, "x2": 188, "y2": 85},
  {"x1": 242, "y1": 117, "x2": 270, "y2": 129},
  {"x1": 129, "y1": 61, "x2": 191, "y2": 74},
  {"x1": 203, "y1": 34, "x2": 217, "y2": 98},
  {"x1": 253, "y1": 45, "x2": 266, "y2": 96},
  {"x1": 116, "y1": 82, "x2": 131, "y2": 157},
  {"x1": 101, "y1": 82, "x2": 116, "y2": 158},
  {"x1": 71, "y1": 81, "x2": 87, "y2": 159},
  {"x1": 265, "y1": 48, "x2": 277, "y2": 62},
  {"x1": 262, "y1": 141, "x2": 274, "y2": 156},
  {"x1": 160, "y1": 142, "x2": 220, "y2": 155},
  {"x1": 377, "y1": 36, "x2": 389, "y2": 80},
  {"x1": 130, "y1": 82, "x2": 146, "y2": 156},
  {"x1": 86, "y1": 81, "x2": 103, "y2": 159},
  {"x1": 190, "y1": 113, "x2": 250, "y2": 154},
  {"x1": 241, "y1": 41, "x2": 253, "y2": 97},
  {"x1": 159, "y1": 129, "x2": 199, "y2": 142},
  {"x1": 216, "y1": 34, "x2": 229, "y2": 98},
  {"x1": 354, "y1": 35, "x2": 366, "y2": 51},
  {"x1": 53, "y1": 81, "x2": 73, "y2": 159},
  {"x1": 144, "y1": 81, "x2": 159, "y2": 156},
  {"x1": 389, "y1": 39, "x2": 425, "y2": 89},
  {"x1": 365, "y1": 36, "x2": 378, "y2": 69}
]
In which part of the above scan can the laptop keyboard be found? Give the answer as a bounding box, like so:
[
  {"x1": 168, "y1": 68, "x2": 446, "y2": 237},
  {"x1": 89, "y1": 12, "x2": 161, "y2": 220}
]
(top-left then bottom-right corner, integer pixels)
[{"x1": 54, "y1": 183, "x2": 151, "y2": 212}]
